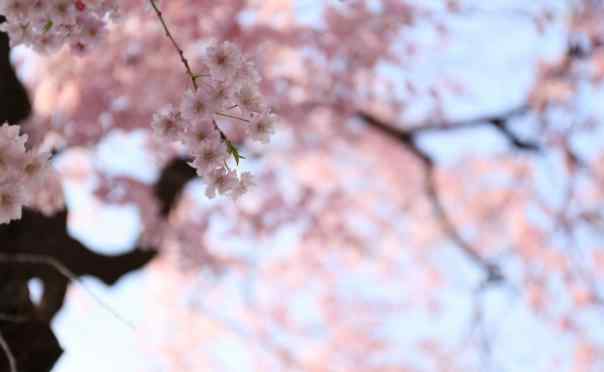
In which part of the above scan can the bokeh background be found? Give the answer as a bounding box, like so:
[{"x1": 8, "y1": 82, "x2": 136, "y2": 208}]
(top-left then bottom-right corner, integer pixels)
[{"x1": 5, "y1": 0, "x2": 604, "y2": 371}]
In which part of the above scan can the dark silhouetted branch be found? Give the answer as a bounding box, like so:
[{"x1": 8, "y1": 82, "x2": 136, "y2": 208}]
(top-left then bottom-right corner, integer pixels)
[
  {"x1": 0, "y1": 209, "x2": 156, "y2": 321},
  {"x1": 0, "y1": 16, "x2": 31, "y2": 125},
  {"x1": 0, "y1": 320, "x2": 62, "y2": 372},
  {"x1": 154, "y1": 158, "x2": 198, "y2": 216},
  {"x1": 358, "y1": 111, "x2": 507, "y2": 283},
  {"x1": 403, "y1": 105, "x2": 540, "y2": 152}
]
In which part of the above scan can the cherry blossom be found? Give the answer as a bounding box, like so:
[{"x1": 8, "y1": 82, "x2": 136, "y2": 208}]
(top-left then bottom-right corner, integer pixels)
[
  {"x1": 0, "y1": 182, "x2": 24, "y2": 224},
  {"x1": 148, "y1": 37, "x2": 276, "y2": 199},
  {"x1": 0, "y1": 0, "x2": 117, "y2": 52},
  {"x1": 151, "y1": 104, "x2": 185, "y2": 142},
  {"x1": 248, "y1": 111, "x2": 277, "y2": 144},
  {"x1": 0, "y1": 0, "x2": 277, "y2": 211},
  {"x1": 0, "y1": 123, "x2": 55, "y2": 224}
]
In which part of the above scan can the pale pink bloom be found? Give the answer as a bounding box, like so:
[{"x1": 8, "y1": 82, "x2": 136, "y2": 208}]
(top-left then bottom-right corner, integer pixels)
[
  {"x1": 74, "y1": 14, "x2": 106, "y2": 44},
  {"x1": 203, "y1": 168, "x2": 238, "y2": 198},
  {"x1": 26, "y1": 168, "x2": 65, "y2": 216},
  {"x1": 0, "y1": 148, "x2": 24, "y2": 183},
  {"x1": 70, "y1": 40, "x2": 90, "y2": 55},
  {"x1": 231, "y1": 171, "x2": 254, "y2": 199},
  {"x1": 22, "y1": 149, "x2": 51, "y2": 191},
  {"x1": 0, "y1": 124, "x2": 52, "y2": 219},
  {"x1": 0, "y1": 0, "x2": 112, "y2": 53},
  {"x1": 30, "y1": 14, "x2": 54, "y2": 32},
  {"x1": 189, "y1": 140, "x2": 228, "y2": 175},
  {"x1": 235, "y1": 83, "x2": 265, "y2": 116},
  {"x1": 0, "y1": 123, "x2": 28, "y2": 182},
  {"x1": 204, "y1": 41, "x2": 241, "y2": 80},
  {"x1": 180, "y1": 88, "x2": 217, "y2": 121},
  {"x1": 248, "y1": 111, "x2": 277, "y2": 144},
  {"x1": 48, "y1": 0, "x2": 77, "y2": 25},
  {"x1": 208, "y1": 80, "x2": 236, "y2": 110},
  {"x1": 235, "y1": 59, "x2": 262, "y2": 86},
  {"x1": 151, "y1": 104, "x2": 184, "y2": 142},
  {"x1": 185, "y1": 119, "x2": 220, "y2": 150},
  {"x1": 0, "y1": 21, "x2": 32, "y2": 47},
  {"x1": 0, "y1": 0, "x2": 34, "y2": 21},
  {"x1": 94, "y1": 0, "x2": 120, "y2": 20},
  {"x1": 32, "y1": 31, "x2": 64, "y2": 54},
  {"x1": 0, "y1": 182, "x2": 25, "y2": 225},
  {"x1": 30, "y1": 0, "x2": 46, "y2": 15},
  {"x1": 0, "y1": 123, "x2": 27, "y2": 147}
]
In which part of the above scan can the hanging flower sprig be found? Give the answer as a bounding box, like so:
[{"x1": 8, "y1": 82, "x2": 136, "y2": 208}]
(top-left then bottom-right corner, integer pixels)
[{"x1": 148, "y1": 0, "x2": 277, "y2": 199}]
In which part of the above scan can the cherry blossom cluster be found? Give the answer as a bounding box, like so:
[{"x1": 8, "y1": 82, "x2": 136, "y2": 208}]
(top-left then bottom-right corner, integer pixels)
[
  {"x1": 0, "y1": 123, "x2": 54, "y2": 224},
  {"x1": 0, "y1": 0, "x2": 118, "y2": 53},
  {"x1": 151, "y1": 41, "x2": 277, "y2": 199}
]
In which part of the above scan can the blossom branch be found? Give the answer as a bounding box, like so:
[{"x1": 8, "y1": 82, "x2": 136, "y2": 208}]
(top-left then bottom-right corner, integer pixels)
[
  {"x1": 148, "y1": 1, "x2": 249, "y2": 161},
  {"x1": 148, "y1": 0, "x2": 251, "y2": 131},
  {"x1": 147, "y1": 1, "x2": 275, "y2": 199}
]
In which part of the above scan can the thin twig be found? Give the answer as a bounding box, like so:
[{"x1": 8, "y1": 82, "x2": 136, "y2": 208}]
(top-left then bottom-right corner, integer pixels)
[
  {"x1": 148, "y1": 0, "x2": 243, "y2": 158},
  {"x1": 377, "y1": 105, "x2": 540, "y2": 152},
  {"x1": 216, "y1": 111, "x2": 250, "y2": 123},
  {"x1": 0, "y1": 253, "x2": 135, "y2": 330},
  {"x1": 148, "y1": 0, "x2": 199, "y2": 90},
  {"x1": 358, "y1": 112, "x2": 505, "y2": 283},
  {"x1": 422, "y1": 164, "x2": 495, "y2": 273},
  {"x1": 405, "y1": 105, "x2": 529, "y2": 134},
  {"x1": 0, "y1": 329, "x2": 17, "y2": 372}
]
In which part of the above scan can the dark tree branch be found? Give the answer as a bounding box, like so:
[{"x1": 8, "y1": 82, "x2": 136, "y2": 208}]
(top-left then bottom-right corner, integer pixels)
[
  {"x1": 406, "y1": 105, "x2": 529, "y2": 133},
  {"x1": 357, "y1": 112, "x2": 434, "y2": 166},
  {"x1": 0, "y1": 16, "x2": 31, "y2": 125},
  {"x1": 422, "y1": 166, "x2": 504, "y2": 282},
  {"x1": 401, "y1": 105, "x2": 540, "y2": 152},
  {"x1": 0, "y1": 155, "x2": 199, "y2": 372},
  {"x1": 0, "y1": 209, "x2": 156, "y2": 371},
  {"x1": 490, "y1": 117, "x2": 541, "y2": 152},
  {"x1": 358, "y1": 111, "x2": 508, "y2": 283},
  {"x1": 0, "y1": 209, "x2": 156, "y2": 320},
  {"x1": 0, "y1": 321, "x2": 61, "y2": 372},
  {"x1": 154, "y1": 158, "x2": 198, "y2": 217}
]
